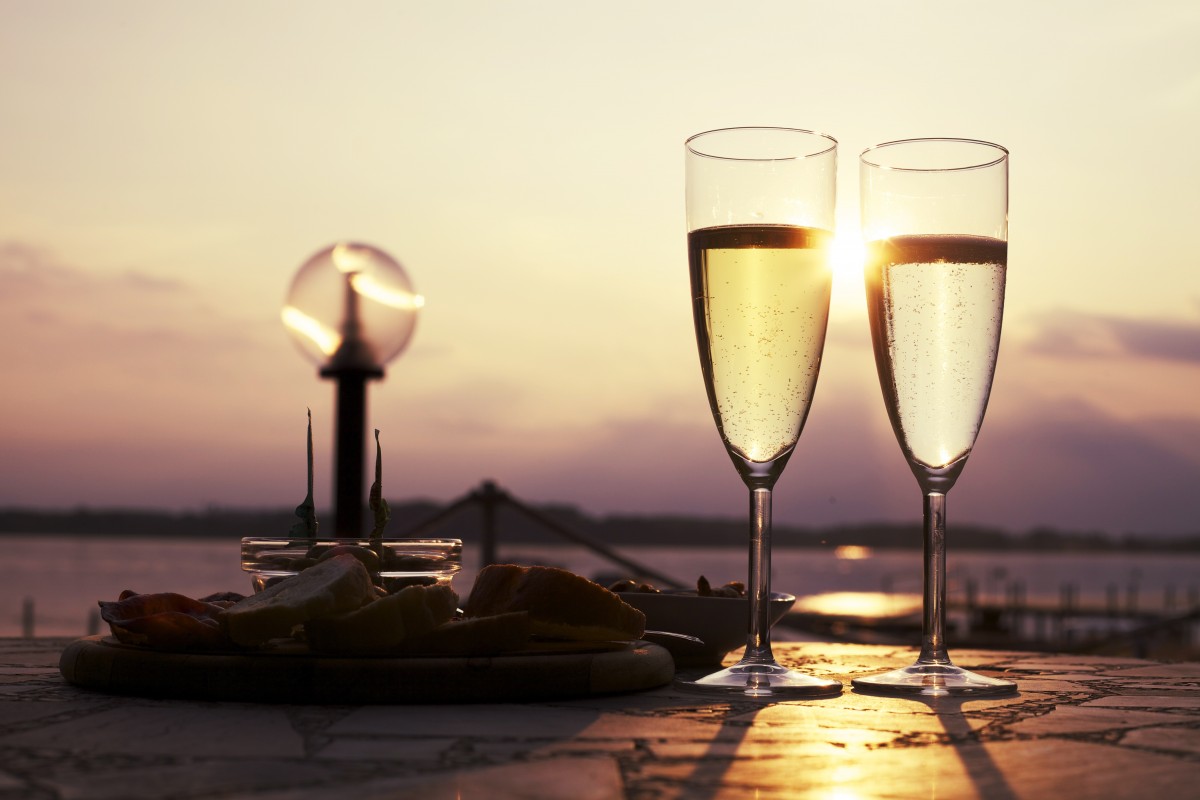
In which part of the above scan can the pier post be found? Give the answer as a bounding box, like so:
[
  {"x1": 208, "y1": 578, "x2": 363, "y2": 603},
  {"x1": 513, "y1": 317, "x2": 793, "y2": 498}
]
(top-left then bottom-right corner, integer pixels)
[
  {"x1": 965, "y1": 578, "x2": 978, "y2": 634},
  {"x1": 478, "y1": 480, "x2": 501, "y2": 568}
]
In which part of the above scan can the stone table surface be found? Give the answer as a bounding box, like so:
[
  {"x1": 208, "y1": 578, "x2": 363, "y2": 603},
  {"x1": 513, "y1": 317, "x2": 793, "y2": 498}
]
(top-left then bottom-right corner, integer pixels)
[{"x1": 1, "y1": 637, "x2": 1198, "y2": 799}]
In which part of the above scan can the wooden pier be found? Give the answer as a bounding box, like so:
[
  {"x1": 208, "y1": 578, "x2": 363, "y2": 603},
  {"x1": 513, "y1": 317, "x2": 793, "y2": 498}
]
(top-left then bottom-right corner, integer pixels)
[{"x1": 783, "y1": 580, "x2": 1200, "y2": 661}]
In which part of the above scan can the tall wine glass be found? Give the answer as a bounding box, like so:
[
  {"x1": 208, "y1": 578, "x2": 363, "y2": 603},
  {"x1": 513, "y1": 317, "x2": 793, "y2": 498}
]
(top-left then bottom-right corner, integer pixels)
[
  {"x1": 682, "y1": 127, "x2": 841, "y2": 697},
  {"x1": 853, "y1": 138, "x2": 1016, "y2": 696}
]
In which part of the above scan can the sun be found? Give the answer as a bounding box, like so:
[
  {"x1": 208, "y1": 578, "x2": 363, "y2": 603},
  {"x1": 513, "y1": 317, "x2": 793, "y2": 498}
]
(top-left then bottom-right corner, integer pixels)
[{"x1": 828, "y1": 233, "x2": 867, "y2": 315}]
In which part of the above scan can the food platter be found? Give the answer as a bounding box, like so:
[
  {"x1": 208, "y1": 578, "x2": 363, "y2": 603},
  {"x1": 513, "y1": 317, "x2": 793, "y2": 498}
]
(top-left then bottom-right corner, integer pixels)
[{"x1": 59, "y1": 635, "x2": 674, "y2": 704}]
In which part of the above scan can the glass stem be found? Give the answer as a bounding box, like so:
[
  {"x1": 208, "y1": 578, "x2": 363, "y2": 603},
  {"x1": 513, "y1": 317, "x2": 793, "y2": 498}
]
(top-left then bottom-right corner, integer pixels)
[
  {"x1": 743, "y1": 486, "x2": 776, "y2": 664},
  {"x1": 918, "y1": 491, "x2": 950, "y2": 665}
]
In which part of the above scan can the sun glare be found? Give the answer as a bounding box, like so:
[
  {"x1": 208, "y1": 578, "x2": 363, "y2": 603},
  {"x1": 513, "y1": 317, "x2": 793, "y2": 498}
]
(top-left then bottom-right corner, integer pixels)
[{"x1": 829, "y1": 233, "x2": 867, "y2": 314}]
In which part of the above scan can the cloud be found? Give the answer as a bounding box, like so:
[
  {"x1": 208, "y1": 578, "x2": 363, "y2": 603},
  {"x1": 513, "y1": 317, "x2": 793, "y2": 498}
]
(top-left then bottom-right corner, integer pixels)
[
  {"x1": 0, "y1": 241, "x2": 277, "y2": 372},
  {"x1": 1024, "y1": 310, "x2": 1200, "y2": 365},
  {"x1": 1113, "y1": 318, "x2": 1200, "y2": 364},
  {"x1": 0, "y1": 241, "x2": 185, "y2": 297},
  {"x1": 0, "y1": 241, "x2": 309, "y2": 456},
  {"x1": 957, "y1": 398, "x2": 1200, "y2": 536}
]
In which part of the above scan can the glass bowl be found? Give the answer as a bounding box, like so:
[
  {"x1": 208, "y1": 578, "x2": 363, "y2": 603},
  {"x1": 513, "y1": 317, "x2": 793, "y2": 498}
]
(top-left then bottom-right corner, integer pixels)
[{"x1": 240, "y1": 538, "x2": 462, "y2": 595}]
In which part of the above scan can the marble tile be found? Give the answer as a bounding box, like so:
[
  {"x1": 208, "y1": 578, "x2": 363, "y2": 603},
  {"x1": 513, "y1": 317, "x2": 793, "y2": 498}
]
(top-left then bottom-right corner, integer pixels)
[
  {"x1": 1121, "y1": 725, "x2": 1200, "y2": 756},
  {"x1": 244, "y1": 756, "x2": 625, "y2": 800},
  {"x1": 0, "y1": 770, "x2": 26, "y2": 791},
  {"x1": 1104, "y1": 663, "x2": 1200, "y2": 678},
  {"x1": 647, "y1": 739, "x2": 850, "y2": 759},
  {"x1": 329, "y1": 703, "x2": 609, "y2": 739},
  {"x1": 0, "y1": 704, "x2": 305, "y2": 758},
  {"x1": 0, "y1": 699, "x2": 81, "y2": 726},
  {"x1": 317, "y1": 736, "x2": 457, "y2": 761},
  {"x1": 478, "y1": 738, "x2": 637, "y2": 760},
  {"x1": 1084, "y1": 695, "x2": 1200, "y2": 710},
  {"x1": 39, "y1": 759, "x2": 337, "y2": 800},
  {"x1": 1118, "y1": 682, "x2": 1200, "y2": 693},
  {"x1": 1007, "y1": 705, "x2": 1187, "y2": 736}
]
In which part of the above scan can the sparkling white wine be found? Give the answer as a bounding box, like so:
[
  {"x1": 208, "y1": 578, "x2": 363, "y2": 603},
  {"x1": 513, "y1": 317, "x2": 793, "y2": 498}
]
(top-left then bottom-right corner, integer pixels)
[
  {"x1": 865, "y1": 234, "x2": 1007, "y2": 472},
  {"x1": 689, "y1": 224, "x2": 833, "y2": 465}
]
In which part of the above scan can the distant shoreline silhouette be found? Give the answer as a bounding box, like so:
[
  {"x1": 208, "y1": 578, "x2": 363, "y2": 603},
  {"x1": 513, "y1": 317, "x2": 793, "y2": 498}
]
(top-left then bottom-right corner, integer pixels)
[{"x1": 1, "y1": 503, "x2": 1196, "y2": 552}]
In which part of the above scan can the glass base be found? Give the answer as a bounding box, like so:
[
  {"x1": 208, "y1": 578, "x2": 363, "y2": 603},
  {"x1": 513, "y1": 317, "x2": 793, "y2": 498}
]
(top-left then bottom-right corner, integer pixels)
[
  {"x1": 676, "y1": 660, "x2": 842, "y2": 698},
  {"x1": 852, "y1": 662, "x2": 1017, "y2": 698}
]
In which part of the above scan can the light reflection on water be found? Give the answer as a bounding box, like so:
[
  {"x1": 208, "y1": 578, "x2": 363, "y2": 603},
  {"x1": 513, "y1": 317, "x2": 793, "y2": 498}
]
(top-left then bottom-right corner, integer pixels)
[
  {"x1": 3, "y1": 535, "x2": 1198, "y2": 637},
  {"x1": 833, "y1": 545, "x2": 873, "y2": 560},
  {"x1": 792, "y1": 591, "x2": 921, "y2": 619}
]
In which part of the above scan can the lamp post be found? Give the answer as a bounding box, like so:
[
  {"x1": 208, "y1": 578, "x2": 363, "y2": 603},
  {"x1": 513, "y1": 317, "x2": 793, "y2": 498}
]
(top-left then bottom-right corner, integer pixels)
[{"x1": 282, "y1": 242, "x2": 422, "y2": 538}]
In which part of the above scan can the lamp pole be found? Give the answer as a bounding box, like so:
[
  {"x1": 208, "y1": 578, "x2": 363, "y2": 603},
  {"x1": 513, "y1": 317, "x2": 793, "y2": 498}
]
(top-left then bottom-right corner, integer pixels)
[
  {"x1": 320, "y1": 273, "x2": 385, "y2": 539},
  {"x1": 320, "y1": 365, "x2": 383, "y2": 537}
]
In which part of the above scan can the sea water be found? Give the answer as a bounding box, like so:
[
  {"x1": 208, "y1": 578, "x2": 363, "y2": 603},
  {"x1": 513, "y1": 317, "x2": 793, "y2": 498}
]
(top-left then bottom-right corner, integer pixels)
[{"x1": 3, "y1": 535, "x2": 1197, "y2": 637}]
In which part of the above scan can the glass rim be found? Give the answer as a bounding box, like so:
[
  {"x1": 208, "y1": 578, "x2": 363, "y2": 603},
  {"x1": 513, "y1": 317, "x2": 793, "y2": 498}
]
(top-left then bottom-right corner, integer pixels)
[
  {"x1": 686, "y1": 126, "x2": 838, "y2": 162},
  {"x1": 860, "y1": 137, "x2": 1008, "y2": 172}
]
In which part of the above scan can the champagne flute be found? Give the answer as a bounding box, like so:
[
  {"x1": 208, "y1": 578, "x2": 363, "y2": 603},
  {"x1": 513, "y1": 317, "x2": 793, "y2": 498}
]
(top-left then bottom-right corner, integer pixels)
[
  {"x1": 853, "y1": 138, "x2": 1016, "y2": 696},
  {"x1": 682, "y1": 127, "x2": 841, "y2": 697}
]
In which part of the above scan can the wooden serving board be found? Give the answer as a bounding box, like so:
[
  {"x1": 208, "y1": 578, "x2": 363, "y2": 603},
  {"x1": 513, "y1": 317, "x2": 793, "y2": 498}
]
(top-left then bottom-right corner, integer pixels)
[{"x1": 58, "y1": 636, "x2": 674, "y2": 704}]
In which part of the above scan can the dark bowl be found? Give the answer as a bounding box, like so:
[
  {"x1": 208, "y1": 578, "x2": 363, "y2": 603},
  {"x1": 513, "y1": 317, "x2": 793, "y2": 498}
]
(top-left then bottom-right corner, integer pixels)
[{"x1": 621, "y1": 590, "x2": 796, "y2": 666}]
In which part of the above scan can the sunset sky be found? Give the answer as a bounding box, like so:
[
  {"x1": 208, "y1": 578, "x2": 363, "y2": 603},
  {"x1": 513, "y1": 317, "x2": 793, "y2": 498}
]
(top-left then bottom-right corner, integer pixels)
[{"x1": 2, "y1": 1, "x2": 1198, "y2": 537}]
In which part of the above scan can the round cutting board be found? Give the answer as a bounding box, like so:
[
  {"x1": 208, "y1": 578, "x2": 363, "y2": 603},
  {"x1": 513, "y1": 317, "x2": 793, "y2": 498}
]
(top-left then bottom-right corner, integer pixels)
[{"x1": 59, "y1": 636, "x2": 674, "y2": 704}]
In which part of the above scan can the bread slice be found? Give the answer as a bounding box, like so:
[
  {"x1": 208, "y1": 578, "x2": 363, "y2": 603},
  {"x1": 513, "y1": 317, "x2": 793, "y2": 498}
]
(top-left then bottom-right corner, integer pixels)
[
  {"x1": 305, "y1": 583, "x2": 458, "y2": 654},
  {"x1": 463, "y1": 564, "x2": 645, "y2": 642},
  {"x1": 223, "y1": 553, "x2": 377, "y2": 646}
]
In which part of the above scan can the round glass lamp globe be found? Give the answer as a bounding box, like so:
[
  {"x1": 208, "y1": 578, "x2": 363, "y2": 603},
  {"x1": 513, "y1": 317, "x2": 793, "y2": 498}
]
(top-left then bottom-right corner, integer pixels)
[{"x1": 282, "y1": 242, "x2": 422, "y2": 372}]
